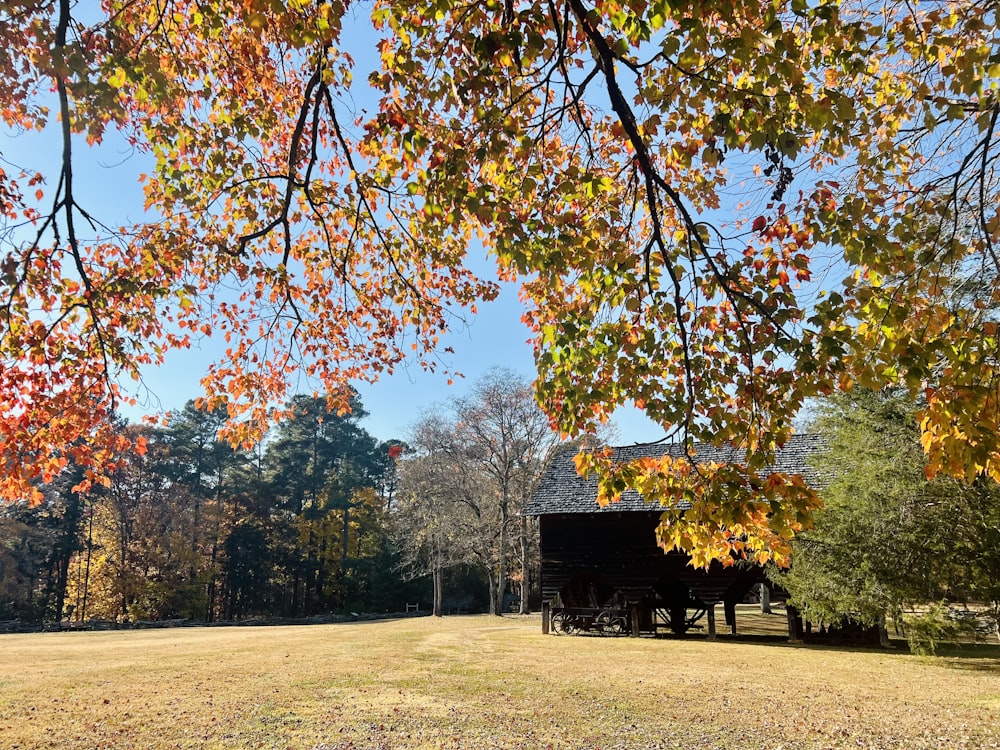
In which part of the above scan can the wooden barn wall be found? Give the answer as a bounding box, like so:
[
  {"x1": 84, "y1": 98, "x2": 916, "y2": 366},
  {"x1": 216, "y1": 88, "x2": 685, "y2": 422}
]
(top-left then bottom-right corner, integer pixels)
[{"x1": 538, "y1": 512, "x2": 771, "y2": 605}]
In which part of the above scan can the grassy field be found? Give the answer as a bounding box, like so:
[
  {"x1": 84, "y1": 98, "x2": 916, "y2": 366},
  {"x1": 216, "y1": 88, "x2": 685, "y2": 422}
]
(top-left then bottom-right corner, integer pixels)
[{"x1": 1, "y1": 611, "x2": 998, "y2": 749}]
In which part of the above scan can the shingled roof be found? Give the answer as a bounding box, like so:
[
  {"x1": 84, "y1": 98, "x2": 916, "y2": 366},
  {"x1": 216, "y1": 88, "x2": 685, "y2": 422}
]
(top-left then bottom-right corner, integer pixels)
[{"x1": 525, "y1": 433, "x2": 825, "y2": 515}]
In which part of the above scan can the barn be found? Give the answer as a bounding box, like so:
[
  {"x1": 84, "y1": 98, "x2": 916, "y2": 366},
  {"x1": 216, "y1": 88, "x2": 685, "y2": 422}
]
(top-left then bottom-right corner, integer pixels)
[{"x1": 524, "y1": 434, "x2": 823, "y2": 640}]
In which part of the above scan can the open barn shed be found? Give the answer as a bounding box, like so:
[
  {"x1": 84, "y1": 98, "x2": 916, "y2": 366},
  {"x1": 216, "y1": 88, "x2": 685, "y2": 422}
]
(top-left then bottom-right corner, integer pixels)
[{"x1": 525, "y1": 434, "x2": 823, "y2": 639}]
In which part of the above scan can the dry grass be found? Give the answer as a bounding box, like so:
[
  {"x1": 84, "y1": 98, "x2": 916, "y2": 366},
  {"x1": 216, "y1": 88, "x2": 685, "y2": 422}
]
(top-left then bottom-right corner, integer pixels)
[{"x1": 1, "y1": 610, "x2": 998, "y2": 749}]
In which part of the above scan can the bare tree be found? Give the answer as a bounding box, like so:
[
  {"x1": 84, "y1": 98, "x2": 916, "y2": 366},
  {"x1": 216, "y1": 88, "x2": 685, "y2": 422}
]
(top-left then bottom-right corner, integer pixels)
[
  {"x1": 453, "y1": 369, "x2": 562, "y2": 615},
  {"x1": 393, "y1": 371, "x2": 563, "y2": 616},
  {"x1": 393, "y1": 414, "x2": 484, "y2": 616}
]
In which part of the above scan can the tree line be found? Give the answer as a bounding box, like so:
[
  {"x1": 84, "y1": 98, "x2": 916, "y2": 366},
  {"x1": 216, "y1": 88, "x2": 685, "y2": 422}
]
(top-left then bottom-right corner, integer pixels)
[
  {"x1": 4, "y1": 371, "x2": 998, "y2": 649},
  {"x1": 0, "y1": 370, "x2": 560, "y2": 625}
]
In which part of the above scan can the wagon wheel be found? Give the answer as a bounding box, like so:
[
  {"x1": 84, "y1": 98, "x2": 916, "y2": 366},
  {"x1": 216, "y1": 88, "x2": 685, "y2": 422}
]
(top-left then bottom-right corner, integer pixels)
[
  {"x1": 610, "y1": 613, "x2": 628, "y2": 635},
  {"x1": 549, "y1": 611, "x2": 565, "y2": 633},
  {"x1": 551, "y1": 611, "x2": 576, "y2": 634},
  {"x1": 595, "y1": 609, "x2": 627, "y2": 635}
]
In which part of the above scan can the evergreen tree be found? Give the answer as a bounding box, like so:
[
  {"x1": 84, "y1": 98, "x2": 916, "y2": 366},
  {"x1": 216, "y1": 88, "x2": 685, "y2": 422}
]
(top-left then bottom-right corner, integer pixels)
[
  {"x1": 263, "y1": 393, "x2": 390, "y2": 615},
  {"x1": 777, "y1": 390, "x2": 1000, "y2": 641}
]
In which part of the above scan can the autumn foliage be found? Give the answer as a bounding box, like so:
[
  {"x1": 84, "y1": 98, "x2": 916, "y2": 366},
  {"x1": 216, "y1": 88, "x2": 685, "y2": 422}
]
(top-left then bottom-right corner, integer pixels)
[{"x1": 1, "y1": 0, "x2": 997, "y2": 564}]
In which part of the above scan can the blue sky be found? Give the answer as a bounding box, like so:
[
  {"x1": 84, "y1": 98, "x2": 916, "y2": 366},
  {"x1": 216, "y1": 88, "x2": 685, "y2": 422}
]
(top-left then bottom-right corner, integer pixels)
[
  {"x1": 3, "y1": 101, "x2": 664, "y2": 448},
  {"x1": 124, "y1": 271, "x2": 665, "y2": 444},
  {"x1": 1, "y1": 8, "x2": 672, "y2": 447}
]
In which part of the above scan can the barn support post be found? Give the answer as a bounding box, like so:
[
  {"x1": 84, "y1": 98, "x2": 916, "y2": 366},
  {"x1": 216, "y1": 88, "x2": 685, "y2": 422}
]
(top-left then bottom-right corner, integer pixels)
[
  {"x1": 878, "y1": 613, "x2": 891, "y2": 648},
  {"x1": 786, "y1": 604, "x2": 803, "y2": 643},
  {"x1": 706, "y1": 600, "x2": 717, "y2": 639},
  {"x1": 541, "y1": 601, "x2": 550, "y2": 634},
  {"x1": 630, "y1": 602, "x2": 640, "y2": 637},
  {"x1": 724, "y1": 598, "x2": 737, "y2": 635}
]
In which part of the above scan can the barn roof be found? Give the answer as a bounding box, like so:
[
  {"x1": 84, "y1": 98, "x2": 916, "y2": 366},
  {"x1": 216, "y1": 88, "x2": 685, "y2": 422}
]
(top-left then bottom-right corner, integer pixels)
[{"x1": 525, "y1": 433, "x2": 825, "y2": 516}]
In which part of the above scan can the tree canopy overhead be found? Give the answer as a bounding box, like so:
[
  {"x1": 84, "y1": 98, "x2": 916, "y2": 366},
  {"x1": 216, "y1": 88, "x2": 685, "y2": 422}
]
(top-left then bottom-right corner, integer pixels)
[{"x1": 2, "y1": 0, "x2": 998, "y2": 564}]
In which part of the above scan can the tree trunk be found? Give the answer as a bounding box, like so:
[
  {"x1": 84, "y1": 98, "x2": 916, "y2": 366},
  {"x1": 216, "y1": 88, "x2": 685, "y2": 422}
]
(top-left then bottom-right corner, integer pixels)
[
  {"x1": 78, "y1": 508, "x2": 94, "y2": 622},
  {"x1": 207, "y1": 538, "x2": 219, "y2": 622},
  {"x1": 190, "y1": 494, "x2": 201, "y2": 588},
  {"x1": 342, "y1": 504, "x2": 350, "y2": 568},
  {"x1": 487, "y1": 568, "x2": 498, "y2": 616},
  {"x1": 759, "y1": 583, "x2": 772, "y2": 614},
  {"x1": 118, "y1": 517, "x2": 130, "y2": 621},
  {"x1": 432, "y1": 556, "x2": 443, "y2": 617},
  {"x1": 494, "y1": 496, "x2": 509, "y2": 616},
  {"x1": 48, "y1": 486, "x2": 84, "y2": 622}
]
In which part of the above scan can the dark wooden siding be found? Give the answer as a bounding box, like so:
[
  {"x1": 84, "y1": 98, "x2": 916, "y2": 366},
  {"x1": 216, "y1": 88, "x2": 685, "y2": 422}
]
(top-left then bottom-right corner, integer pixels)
[{"x1": 539, "y1": 512, "x2": 776, "y2": 606}]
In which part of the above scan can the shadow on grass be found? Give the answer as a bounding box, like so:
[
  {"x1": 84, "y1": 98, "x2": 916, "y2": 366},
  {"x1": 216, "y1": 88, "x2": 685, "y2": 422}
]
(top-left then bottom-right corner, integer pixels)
[
  {"x1": 722, "y1": 634, "x2": 1000, "y2": 670},
  {"x1": 560, "y1": 626, "x2": 1000, "y2": 669},
  {"x1": 926, "y1": 641, "x2": 1000, "y2": 671}
]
